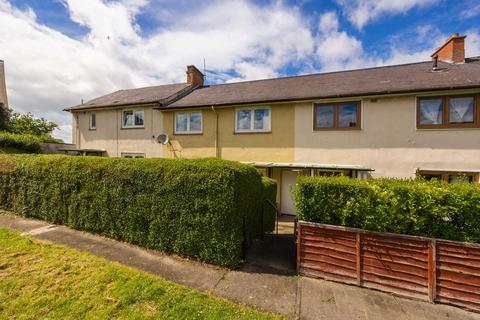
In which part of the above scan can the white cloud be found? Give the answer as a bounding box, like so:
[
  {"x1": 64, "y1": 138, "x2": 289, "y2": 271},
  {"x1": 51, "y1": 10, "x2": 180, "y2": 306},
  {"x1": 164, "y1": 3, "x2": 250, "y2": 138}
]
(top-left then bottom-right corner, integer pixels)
[
  {"x1": 316, "y1": 11, "x2": 371, "y2": 71},
  {"x1": 0, "y1": 0, "x2": 314, "y2": 142},
  {"x1": 335, "y1": 0, "x2": 438, "y2": 29}
]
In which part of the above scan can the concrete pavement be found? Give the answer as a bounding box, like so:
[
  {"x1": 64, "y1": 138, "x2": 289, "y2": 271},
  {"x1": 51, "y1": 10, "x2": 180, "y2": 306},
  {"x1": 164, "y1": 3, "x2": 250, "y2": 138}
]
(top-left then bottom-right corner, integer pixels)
[{"x1": 1, "y1": 212, "x2": 479, "y2": 320}]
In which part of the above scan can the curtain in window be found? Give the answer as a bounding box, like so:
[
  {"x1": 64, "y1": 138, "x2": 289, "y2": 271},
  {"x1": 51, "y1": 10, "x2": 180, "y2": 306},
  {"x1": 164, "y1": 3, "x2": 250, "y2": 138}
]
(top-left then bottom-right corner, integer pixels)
[
  {"x1": 237, "y1": 110, "x2": 251, "y2": 130},
  {"x1": 449, "y1": 97, "x2": 474, "y2": 124},
  {"x1": 420, "y1": 99, "x2": 442, "y2": 124}
]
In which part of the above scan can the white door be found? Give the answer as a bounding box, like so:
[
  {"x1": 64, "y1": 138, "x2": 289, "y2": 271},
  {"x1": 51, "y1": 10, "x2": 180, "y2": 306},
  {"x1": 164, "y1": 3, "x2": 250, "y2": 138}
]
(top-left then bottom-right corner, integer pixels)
[{"x1": 281, "y1": 170, "x2": 300, "y2": 215}]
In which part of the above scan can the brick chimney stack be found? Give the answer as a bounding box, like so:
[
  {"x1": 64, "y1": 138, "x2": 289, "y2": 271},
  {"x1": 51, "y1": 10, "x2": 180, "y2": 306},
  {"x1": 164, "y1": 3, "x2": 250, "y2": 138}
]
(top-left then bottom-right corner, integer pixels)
[
  {"x1": 0, "y1": 60, "x2": 8, "y2": 111},
  {"x1": 186, "y1": 65, "x2": 204, "y2": 87},
  {"x1": 431, "y1": 33, "x2": 466, "y2": 64}
]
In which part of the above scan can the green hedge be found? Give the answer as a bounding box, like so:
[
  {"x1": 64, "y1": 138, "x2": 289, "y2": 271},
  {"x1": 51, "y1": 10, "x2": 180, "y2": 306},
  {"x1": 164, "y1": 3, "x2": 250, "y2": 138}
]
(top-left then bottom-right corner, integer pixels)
[
  {"x1": 0, "y1": 155, "x2": 274, "y2": 267},
  {"x1": 261, "y1": 177, "x2": 277, "y2": 233},
  {"x1": 295, "y1": 176, "x2": 480, "y2": 243},
  {"x1": 0, "y1": 132, "x2": 58, "y2": 153}
]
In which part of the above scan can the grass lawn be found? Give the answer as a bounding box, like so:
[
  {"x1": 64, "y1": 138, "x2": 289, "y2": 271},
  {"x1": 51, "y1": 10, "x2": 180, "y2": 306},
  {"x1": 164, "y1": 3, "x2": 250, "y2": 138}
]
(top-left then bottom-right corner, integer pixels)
[{"x1": 0, "y1": 228, "x2": 282, "y2": 320}]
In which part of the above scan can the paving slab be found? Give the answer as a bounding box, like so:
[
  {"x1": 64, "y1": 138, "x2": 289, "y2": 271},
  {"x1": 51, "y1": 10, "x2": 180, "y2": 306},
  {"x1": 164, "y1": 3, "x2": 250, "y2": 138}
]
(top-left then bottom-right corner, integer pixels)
[
  {"x1": 300, "y1": 277, "x2": 480, "y2": 320},
  {"x1": 213, "y1": 263, "x2": 298, "y2": 318},
  {"x1": 0, "y1": 212, "x2": 50, "y2": 233}
]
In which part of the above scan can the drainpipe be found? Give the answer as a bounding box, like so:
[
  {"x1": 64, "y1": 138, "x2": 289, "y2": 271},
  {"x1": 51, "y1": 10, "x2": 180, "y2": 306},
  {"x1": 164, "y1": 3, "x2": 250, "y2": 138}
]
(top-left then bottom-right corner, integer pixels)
[
  {"x1": 211, "y1": 105, "x2": 219, "y2": 158},
  {"x1": 76, "y1": 113, "x2": 81, "y2": 148}
]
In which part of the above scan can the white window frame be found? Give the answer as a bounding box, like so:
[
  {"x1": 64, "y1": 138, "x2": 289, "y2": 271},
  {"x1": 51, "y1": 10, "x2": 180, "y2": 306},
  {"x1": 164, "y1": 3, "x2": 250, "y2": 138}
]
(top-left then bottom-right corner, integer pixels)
[
  {"x1": 89, "y1": 112, "x2": 96, "y2": 130},
  {"x1": 235, "y1": 106, "x2": 271, "y2": 133},
  {"x1": 174, "y1": 111, "x2": 203, "y2": 134},
  {"x1": 122, "y1": 109, "x2": 145, "y2": 128},
  {"x1": 121, "y1": 153, "x2": 145, "y2": 158}
]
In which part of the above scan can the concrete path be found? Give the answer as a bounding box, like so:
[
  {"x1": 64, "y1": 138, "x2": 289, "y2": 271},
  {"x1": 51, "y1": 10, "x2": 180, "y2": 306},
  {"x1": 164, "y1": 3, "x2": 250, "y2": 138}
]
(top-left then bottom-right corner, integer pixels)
[{"x1": 1, "y1": 213, "x2": 479, "y2": 320}]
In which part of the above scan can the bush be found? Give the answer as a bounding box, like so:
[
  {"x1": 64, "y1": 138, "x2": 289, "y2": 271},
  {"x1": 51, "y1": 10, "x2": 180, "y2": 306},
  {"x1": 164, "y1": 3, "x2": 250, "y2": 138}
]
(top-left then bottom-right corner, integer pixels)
[
  {"x1": 0, "y1": 155, "x2": 273, "y2": 267},
  {"x1": 261, "y1": 177, "x2": 277, "y2": 234},
  {"x1": 0, "y1": 132, "x2": 42, "y2": 153},
  {"x1": 0, "y1": 132, "x2": 58, "y2": 153},
  {"x1": 295, "y1": 176, "x2": 480, "y2": 243}
]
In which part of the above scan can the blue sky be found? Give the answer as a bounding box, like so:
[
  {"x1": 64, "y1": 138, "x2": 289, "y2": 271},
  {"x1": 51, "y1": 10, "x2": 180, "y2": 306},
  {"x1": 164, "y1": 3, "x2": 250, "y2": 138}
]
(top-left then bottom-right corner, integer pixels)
[{"x1": 1, "y1": 0, "x2": 480, "y2": 142}]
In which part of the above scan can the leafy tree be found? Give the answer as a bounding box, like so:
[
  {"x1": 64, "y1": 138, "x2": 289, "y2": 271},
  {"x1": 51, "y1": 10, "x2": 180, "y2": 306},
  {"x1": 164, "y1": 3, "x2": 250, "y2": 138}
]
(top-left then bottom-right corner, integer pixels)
[
  {"x1": 0, "y1": 104, "x2": 8, "y2": 131},
  {"x1": 6, "y1": 110, "x2": 58, "y2": 136}
]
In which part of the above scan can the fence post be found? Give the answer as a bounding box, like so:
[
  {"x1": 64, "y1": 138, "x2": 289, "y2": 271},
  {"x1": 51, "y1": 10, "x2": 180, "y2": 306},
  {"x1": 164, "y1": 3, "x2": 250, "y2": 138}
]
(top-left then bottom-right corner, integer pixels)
[
  {"x1": 428, "y1": 239, "x2": 437, "y2": 303},
  {"x1": 296, "y1": 222, "x2": 302, "y2": 274},
  {"x1": 356, "y1": 232, "x2": 362, "y2": 286}
]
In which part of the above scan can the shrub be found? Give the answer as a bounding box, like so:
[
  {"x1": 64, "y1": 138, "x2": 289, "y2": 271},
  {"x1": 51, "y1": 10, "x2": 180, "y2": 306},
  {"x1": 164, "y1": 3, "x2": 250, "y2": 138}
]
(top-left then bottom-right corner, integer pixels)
[
  {"x1": 0, "y1": 132, "x2": 58, "y2": 153},
  {"x1": 295, "y1": 176, "x2": 480, "y2": 243},
  {"x1": 0, "y1": 155, "x2": 272, "y2": 267},
  {"x1": 261, "y1": 177, "x2": 277, "y2": 234}
]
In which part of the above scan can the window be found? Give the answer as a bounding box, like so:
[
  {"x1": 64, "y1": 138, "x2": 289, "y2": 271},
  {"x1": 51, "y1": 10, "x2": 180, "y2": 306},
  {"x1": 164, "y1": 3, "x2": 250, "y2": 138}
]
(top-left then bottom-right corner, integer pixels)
[
  {"x1": 314, "y1": 101, "x2": 361, "y2": 130},
  {"x1": 174, "y1": 111, "x2": 202, "y2": 134},
  {"x1": 121, "y1": 153, "x2": 145, "y2": 158},
  {"x1": 89, "y1": 112, "x2": 96, "y2": 130},
  {"x1": 418, "y1": 170, "x2": 478, "y2": 183},
  {"x1": 235, "y1": 107, "x2": 271, "y2": 132},
  {"x1": 122, "y1": 110, "x2": 144, "y2": 128},
  {"x1": 417, "y1": 95, "x2": 478, "y2": 129}
]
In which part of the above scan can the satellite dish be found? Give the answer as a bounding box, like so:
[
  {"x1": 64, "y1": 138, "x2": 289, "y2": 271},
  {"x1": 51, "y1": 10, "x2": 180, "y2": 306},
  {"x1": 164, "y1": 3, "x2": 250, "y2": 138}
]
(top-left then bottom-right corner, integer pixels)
[{"x1": 156, "y1": 133, "x2": 169, "y2": 145}]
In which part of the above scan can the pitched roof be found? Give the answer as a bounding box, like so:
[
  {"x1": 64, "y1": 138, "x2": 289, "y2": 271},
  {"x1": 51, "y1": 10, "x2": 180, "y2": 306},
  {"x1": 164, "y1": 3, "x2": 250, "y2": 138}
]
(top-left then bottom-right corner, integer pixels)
[
  {"x1": 166, "y1": 57, "x2": 480, "y2": 109},
  {"x1": 65, "y1": 83, "x2": 192, "y2": 111}
]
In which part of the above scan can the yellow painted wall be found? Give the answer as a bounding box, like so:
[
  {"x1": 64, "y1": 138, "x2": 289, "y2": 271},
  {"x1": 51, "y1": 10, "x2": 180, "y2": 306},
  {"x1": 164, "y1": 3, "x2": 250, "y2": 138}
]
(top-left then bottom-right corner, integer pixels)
[
  {"x1": 72, "y1": 105, "x2": 164, "y2": 157},
  {"x1": 162, "y1": 105, "x2": 295, "y2": 162},
  {"x1": 294, "y1": 90, "x2": 480, "y2": 179}
]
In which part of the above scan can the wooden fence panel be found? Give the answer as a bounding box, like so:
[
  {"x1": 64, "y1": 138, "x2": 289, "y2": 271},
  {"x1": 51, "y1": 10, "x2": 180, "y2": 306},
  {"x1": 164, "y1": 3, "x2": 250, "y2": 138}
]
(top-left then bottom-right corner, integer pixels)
[
  {"x1": 297, "y1": 221, "x2": 480, "y2": 313},
  {"x1": 436, "y1": 241, "x2": 480, "y2": 311}
]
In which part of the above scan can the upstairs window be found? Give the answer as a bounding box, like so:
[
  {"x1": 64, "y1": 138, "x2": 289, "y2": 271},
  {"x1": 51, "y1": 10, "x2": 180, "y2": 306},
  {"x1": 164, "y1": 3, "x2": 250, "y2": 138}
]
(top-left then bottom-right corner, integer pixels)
[
  {"x1": 89, "y1": 112, "x2": 96, "y2": 130},
  {"x1": 123, "y1": 110, "x2": 144, "y2": 128},
  {"x1": 175, "y1": 111, "x2": 202, "y2": 134},
  {"x1": 314, "y1": 101, "x2": 361, "y2": 130},
  {"x1": 417, "y1": 95, "x2": 477, "y2": 129},
  {"x1": 235, "y1": 107, "x2": 271, "y2": 132}
]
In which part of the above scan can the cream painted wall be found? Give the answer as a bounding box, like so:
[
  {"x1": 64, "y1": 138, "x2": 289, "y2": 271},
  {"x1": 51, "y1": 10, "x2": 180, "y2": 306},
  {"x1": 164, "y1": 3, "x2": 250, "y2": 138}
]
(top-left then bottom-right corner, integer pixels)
[
  {"x1": 294, "y1": 92, "x2": 480, "y2": 179},
  {"x1": 162, "y1": 105, "x2": 295, "y2": 162},
  {"x1": 72, "y1": 105, "x2": 164, "y2": 157}
]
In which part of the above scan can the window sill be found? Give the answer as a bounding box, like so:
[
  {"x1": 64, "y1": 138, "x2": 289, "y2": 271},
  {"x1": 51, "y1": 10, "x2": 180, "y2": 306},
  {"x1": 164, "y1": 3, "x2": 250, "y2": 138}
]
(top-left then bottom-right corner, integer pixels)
[
  {"x1": 234, "y1": 130, "x2": 272, "y2": 134},
  {"x1": 121, "y1": 126, "x2": 145, "y2": 130},
  {"x1": 88, "y1": 128, "x2": 96, "y2": 131},
  {"x1": 173, "y1": 132, "x2": 203, "y2": 135},
  {"x1": 313, "y1": 127, "x2": 361, "y2": 131},
  {"x1": 416, "y1": 126, "x2": 480, "y2": 131}
]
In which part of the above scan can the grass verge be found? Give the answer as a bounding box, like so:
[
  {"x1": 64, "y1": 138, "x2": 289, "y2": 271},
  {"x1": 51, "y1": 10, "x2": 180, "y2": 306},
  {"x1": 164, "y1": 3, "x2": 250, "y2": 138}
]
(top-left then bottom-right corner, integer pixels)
[{"x1": 0, "y1": 228, "x2": 282, "y2": 320}]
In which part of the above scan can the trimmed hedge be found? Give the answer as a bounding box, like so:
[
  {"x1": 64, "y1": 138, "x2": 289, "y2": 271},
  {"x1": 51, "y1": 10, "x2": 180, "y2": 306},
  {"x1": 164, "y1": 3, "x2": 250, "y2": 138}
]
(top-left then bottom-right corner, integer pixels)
[
  {"x1": 0, "y1": 155, "x2": 275, "y2": 267},
  {"x1": 261, "y1": 177, "x2": 277, "y2": 233},
  {"x1": 0, "y1": 131, "x2": 58, "y2": 153},
  {"x1": 295, "y1": 176, "x2": 480, "y2": 243}
]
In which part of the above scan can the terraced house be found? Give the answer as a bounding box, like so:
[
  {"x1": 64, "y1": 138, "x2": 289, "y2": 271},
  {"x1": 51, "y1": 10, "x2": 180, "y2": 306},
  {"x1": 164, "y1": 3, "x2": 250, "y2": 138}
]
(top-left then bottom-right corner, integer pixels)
[{"x1": 65, "y1": 34, "x2": 480, "y2": 215}]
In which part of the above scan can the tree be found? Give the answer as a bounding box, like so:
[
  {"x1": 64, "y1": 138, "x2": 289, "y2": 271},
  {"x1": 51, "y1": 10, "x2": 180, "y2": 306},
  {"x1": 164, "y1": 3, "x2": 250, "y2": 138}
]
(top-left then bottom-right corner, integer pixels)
[
  {"x1": 6, "y1": 111, "x2": 58, "y2": 136},
  {"x1": 0, "y1": 104, "x2": 8, "y2": 131}
]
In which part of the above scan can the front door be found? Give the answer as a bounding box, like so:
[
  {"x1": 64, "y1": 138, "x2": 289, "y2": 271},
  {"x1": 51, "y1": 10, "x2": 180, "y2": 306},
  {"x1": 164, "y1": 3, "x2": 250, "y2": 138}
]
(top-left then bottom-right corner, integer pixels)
[{"x1": 281, "y1": 170, "x2": 300, "y2": 215}]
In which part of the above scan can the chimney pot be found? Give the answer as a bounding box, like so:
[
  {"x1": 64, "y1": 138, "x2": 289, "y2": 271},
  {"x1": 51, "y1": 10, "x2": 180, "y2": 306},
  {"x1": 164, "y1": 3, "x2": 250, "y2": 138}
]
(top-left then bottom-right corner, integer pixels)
[
  {"x1": 186, "y1": 65, "x2": 204, "y2": 87},
  {"x1": 431, "y1": 33, "x2": 466, "y2": 64}
]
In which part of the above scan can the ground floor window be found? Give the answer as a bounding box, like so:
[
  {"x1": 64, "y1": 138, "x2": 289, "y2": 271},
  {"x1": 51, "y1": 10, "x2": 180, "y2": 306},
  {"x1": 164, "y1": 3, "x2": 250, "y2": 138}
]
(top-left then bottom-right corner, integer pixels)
[
  {"x1": 121, "y1": 153, "x2": 145, "y2": 159},
  {"x1": 417, "y1": 170, "x2": 478, "y2": 183}
]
